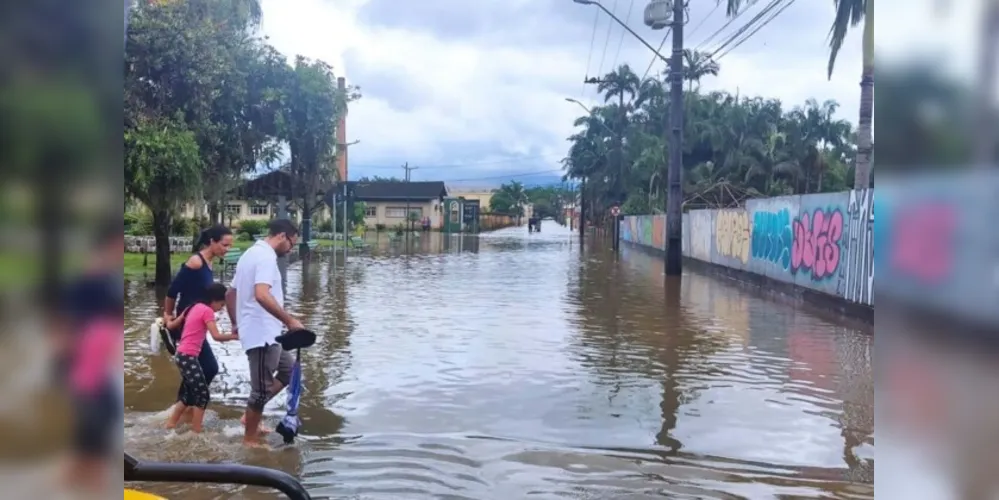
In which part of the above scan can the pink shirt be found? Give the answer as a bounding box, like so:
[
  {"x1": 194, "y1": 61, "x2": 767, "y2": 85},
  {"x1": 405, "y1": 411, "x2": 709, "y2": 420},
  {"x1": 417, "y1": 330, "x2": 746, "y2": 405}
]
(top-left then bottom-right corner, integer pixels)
[
  {"x1": 71, "y1": 318, "x2": 122, "y2": 394},
  {"x1": 176, "y1": 303, "x2": 216, "y2": 356}
]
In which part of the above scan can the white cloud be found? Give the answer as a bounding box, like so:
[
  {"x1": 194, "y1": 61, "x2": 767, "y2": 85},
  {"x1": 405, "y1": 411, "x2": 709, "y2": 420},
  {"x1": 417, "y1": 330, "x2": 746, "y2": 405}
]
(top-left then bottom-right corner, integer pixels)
[{"x1": 259, "y1": 0, "x2": 874, "y2": 184}]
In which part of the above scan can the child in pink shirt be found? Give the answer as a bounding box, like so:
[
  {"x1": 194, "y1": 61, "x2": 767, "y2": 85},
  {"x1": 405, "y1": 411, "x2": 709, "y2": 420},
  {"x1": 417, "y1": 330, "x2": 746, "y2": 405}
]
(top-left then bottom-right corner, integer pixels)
[{"x1": 166, "y1": 283, "x2": 238, "y2": 433}]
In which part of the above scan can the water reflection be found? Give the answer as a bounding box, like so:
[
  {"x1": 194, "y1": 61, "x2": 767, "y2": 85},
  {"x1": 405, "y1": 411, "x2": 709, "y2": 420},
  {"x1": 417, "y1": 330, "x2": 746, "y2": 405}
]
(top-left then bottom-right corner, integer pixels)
[{"x1": 124, "y1": 226, "x2": 873, "y2": 498}]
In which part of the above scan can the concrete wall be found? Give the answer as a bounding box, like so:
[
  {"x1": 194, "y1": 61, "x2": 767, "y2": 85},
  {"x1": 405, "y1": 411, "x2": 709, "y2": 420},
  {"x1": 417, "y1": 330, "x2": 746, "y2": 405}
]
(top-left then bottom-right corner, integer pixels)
[{"x1": 620, "y1": 189, "x2": 875, "y2": 307}]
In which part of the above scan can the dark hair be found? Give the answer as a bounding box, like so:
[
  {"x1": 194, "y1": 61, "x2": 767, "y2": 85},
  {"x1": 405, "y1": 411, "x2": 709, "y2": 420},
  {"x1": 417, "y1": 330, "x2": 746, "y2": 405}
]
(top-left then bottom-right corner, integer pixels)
[
  {"x1": 268, "y1": 219, "x2": 299, "y2": 238},
  {"x1": 196, "y1": 225, "x2": 233, "y2": 249},
  {"x1": 202, "y1": 282, "x2": 228, "y2": 304}
]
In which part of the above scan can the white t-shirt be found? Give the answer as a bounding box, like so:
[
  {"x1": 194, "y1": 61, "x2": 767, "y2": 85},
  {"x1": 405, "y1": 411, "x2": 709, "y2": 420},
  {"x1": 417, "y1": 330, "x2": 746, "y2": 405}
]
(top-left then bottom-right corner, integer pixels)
[{"x1": 232, "y1": 240, "x2": 283, "y2": 351}]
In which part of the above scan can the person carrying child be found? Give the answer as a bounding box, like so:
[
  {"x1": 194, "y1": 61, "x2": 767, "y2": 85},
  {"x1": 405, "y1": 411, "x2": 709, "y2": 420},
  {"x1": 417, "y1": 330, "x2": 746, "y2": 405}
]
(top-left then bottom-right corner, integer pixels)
[{"x1": 165, "y1": 283, "x2": 239, "y2": 433}]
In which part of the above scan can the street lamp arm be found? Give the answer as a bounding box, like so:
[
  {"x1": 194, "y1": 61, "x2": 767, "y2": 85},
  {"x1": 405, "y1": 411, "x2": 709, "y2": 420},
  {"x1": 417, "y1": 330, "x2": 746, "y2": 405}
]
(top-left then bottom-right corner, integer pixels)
[
  {"x1": 575, "y1": 1, "x2": 670, "y2": 64},
  {"x1": 565, "y1": 98, "x2": 617, "y2": 136}
]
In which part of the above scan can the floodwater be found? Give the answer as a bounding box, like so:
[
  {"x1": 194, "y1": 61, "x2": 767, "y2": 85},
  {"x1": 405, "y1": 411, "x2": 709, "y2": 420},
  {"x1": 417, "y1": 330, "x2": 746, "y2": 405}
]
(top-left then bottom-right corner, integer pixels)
[{"x1": 124, "y1": 224, "x2": 874, "y2": 499}]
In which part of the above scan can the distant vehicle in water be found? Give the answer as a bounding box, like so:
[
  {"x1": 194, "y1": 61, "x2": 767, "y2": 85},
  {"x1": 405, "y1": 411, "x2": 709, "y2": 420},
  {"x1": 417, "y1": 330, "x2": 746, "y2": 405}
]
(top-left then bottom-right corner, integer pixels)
[{"x1": 528, "y1": 218, "x2": 541, "y2": 233}]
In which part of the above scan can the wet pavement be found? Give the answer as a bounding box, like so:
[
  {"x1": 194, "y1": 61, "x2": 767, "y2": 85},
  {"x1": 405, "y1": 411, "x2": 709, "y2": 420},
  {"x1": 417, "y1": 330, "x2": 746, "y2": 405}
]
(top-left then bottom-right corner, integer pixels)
[{"x1": 123, "y1": 224, "x2": 874, "y2": 499}]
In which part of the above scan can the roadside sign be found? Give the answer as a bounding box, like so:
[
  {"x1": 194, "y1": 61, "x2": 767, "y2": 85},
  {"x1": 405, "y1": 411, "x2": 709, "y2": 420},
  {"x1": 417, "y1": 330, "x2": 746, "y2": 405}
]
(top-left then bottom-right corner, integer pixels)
[{"x1": 610, "y1": 206, "x2": 620, "y2": 217}]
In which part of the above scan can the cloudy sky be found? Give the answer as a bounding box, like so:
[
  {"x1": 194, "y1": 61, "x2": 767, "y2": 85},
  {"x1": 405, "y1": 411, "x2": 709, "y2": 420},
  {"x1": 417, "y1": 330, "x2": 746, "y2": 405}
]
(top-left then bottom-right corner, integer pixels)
[{"x1": 258, "y1": 0, "x2": 977, "y2": 187}]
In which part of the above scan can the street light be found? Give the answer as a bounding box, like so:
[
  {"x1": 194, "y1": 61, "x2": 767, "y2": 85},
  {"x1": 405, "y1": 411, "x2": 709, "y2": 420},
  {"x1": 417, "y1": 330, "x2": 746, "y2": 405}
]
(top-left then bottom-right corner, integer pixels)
[
  {"x1": 565, "y1": 98, "x2": 618, "y2": 136},
  {"x1": 573, "y1": 0, "x2": 684, "y2": 276}
]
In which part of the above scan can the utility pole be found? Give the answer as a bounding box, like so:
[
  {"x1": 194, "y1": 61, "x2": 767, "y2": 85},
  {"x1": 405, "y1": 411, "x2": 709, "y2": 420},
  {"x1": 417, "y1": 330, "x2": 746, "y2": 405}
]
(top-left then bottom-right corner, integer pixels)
[
  {"x1": 401, "y1": 162, "x2": 418, "y2": 236},
  {"x1": 574, "y1": 0, "x2": 679, "y2": 272},
  {"x1": 664, "y1": 0, "x2": 684, "y2": 276},
  {"x1": 581, "y1": 77, "x2": 608, "y2": 249}
]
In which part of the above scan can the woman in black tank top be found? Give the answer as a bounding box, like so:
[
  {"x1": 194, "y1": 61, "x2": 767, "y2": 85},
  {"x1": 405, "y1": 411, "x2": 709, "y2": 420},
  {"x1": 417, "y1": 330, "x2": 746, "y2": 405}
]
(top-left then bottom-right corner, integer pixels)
[{"x1": 162, "y1": 226, "x2": 233, "y2": 418}]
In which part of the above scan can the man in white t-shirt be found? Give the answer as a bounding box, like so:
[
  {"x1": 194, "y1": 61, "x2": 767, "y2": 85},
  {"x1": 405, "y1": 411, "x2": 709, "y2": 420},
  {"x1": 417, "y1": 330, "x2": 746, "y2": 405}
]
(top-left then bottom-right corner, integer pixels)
[{"x1": 225, "y1": 219, "x2": 304, "y2": 446}]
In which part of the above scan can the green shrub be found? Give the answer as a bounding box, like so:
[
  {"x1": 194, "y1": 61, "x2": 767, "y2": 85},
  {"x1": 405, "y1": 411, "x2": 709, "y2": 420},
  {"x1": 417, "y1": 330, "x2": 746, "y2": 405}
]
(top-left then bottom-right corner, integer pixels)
[
  {"x1": 171, "y1": 216, "x2": 198, "y2": 237},
  {"x1": 127, "y1": 211, "x2": 154, "y2": 236},
  {"x1": 238, "y1": 219, "x2": 267, "y2": 237},
  {"x1": 317, "y1": 219, "x2": 334, "y2": 232},
  {"x1": 375, "y1": 223, "x2": 386, "y2": 232}
]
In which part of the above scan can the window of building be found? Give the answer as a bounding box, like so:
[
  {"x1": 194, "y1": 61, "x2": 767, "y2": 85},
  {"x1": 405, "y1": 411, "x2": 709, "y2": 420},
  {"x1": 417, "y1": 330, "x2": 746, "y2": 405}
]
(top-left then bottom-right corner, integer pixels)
[
  {"x1": 225, "y1": 204, "x2": 242, "y2": 216},
  {"x1": 364, "y1": 206, "x2": 377, "y2": 217},
  {"x1": 386, "y1": 207, "x2": 424, "y2": 218},
  {"x1": 250, "y1": 204, "x2": 269, "y2": 216}
]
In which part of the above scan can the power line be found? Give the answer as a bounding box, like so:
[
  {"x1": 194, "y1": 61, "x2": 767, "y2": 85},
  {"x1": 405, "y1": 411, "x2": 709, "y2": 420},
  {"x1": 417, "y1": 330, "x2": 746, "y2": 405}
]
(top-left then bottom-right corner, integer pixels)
[
  {"x1": 581, "y1": 8, "x2": 600, "y2": 97},
  {"x1": 688, "y1": 2, "x2": 720, "y2": 40},
  {"x1": 595, "y1": 0, "x2": 619, "y2": 82},
  {"x1": 612, "y1": 0, "x2": 636, "y2": 70},
  {"x1": 400, "y1": 162, "x2": 418, "y2": 181},
  {"x1": 355, "y1": 154, "x2": 564, "y2": 170},
  {"x1": 440, "y1": 169, "x2": 565, "y2": 183},
  {"x1": 715, "y1": 0, "x2": 797, "y2": 62},
  {"x1": 693, "y1": 0, "x2": 757, "y2": 52},
  {"x1": 707, "y1": 0, "x2": 788, "y2": 60},
  {"x1": 642, "y1": 27, "x2": 671, "y2": 80}
]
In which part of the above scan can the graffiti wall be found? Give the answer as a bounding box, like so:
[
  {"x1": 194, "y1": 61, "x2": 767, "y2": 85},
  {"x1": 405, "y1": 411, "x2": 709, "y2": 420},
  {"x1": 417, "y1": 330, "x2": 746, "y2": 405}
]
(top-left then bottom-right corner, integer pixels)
[
  {"x1": 620, "y1": 214, "x2": 666, "y2": 250},
  {"x1": 620, "y1": 189, "x2": 876, "y2": 307}
]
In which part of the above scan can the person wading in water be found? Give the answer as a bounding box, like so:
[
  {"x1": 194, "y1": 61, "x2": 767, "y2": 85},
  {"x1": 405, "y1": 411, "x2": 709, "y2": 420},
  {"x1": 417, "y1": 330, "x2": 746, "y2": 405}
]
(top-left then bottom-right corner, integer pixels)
[
  {"x1": 161, "y1": 226, "x2": 234, "y2": 425},
  {"x1": 225, "y1": 219, "x2": 305, "y2": 446}
]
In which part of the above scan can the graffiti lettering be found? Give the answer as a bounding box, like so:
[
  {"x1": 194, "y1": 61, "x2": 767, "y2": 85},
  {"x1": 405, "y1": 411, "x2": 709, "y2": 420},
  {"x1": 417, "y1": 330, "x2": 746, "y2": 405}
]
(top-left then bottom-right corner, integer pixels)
[
  {"x1": 715, "y1": 210, "x2": 750, "y2": 263},
  {"x1": 890, "y1": 203, "x2": 956, "y2": 284},
  {"x1": 837, "y1": 190, "x2": 874, "y2": 305},
  {"x1": 792, "y1": 209, "x2": 844, "y2": 280},
  {"x1": 750, "y1": 208, "x2": 792, "y2": 270}
]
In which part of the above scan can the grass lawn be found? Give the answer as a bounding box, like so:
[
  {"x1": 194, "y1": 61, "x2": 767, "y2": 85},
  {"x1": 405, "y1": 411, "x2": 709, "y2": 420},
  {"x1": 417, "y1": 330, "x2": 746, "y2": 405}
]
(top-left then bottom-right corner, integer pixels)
[{"x1": 124, "y1": 238, "x2": 343, "y2": 279}]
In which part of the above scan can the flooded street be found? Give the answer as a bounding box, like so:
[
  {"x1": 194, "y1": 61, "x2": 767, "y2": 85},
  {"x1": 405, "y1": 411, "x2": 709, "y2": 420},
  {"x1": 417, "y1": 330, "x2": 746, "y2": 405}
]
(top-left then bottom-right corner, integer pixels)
[{"x1": 123, "y1": 225, "x2": 874, "y2": 499}]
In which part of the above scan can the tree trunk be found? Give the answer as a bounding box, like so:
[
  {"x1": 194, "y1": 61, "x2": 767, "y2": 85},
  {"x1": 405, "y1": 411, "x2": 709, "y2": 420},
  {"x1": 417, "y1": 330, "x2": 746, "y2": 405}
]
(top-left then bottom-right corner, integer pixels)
[
  {"x1": 152, "y1": 209, "x2": 173, "y2": 287},
  {"x1": 973, "y1": 0, "x2": 999, "y2": 165},
  {"x1": 853, "y1": 0, "x2": 874, "y2": 188},
  {"x1": 300, "y1": 201, "x2": 313, "y2": 258},
  {"x1": 208, "y1": 202, "x2": 220, "y2": 226},
  {"x1": 38, "y1": 167, "x2": 63, "y2": 310}
]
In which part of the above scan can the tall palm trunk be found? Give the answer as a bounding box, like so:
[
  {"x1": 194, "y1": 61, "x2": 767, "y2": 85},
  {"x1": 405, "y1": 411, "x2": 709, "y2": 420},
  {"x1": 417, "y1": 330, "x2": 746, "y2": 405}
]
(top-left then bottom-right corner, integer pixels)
[
  {"x1": 853, "y1": 0, "x2": 874, "y2": 188},
  {"x1": 974, "y1": 0, "x2": 999, "y2": 164}
]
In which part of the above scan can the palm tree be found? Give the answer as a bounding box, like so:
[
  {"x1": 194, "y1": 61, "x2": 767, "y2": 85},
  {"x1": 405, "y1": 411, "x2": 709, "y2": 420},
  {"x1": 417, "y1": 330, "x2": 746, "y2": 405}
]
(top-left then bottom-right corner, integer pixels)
[
  {"x1": 597, "y1": 65, "x2": 642, "y2": 205},
  {"x1": 827, "y1": 0, "x2": 873, "y2": 188},
  {"x1": 681, "y1": 49, "x2": 721, "y2": 92}
]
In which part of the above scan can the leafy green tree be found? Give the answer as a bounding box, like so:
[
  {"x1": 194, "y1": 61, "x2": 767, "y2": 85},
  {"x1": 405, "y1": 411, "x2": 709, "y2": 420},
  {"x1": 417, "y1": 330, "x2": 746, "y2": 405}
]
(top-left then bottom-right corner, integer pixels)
[
  {"x1": 274, "y1": 56, "x2": 345, "y2": 244},
  {"x1": 125, "y1": 0, "x2": 257, "y2": 284},
  {"x1": 489, "y1": 181, "x2": 529, "y2": 222}
]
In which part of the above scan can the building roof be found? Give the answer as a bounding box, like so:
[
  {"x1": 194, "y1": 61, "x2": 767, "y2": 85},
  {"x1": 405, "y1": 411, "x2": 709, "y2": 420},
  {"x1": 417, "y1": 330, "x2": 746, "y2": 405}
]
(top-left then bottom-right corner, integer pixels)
[{"x1": 347, "y1": 181, "x2": 448, "y2": 201}]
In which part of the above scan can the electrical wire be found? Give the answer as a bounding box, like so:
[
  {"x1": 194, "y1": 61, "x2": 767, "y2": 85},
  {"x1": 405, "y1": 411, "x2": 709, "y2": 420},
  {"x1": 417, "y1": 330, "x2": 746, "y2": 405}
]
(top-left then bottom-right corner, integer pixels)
[
  {"x1": 580, "y1": 9, "x2": 600, "y2": 97},
  {"x1": 693, "y1": 0, "x2": 756, "y2": 52},
  {"x1": 355, "y1": 155, "x2": 566, "y2": 171},
  {"x1": 714, "y1": 0, "x2": 797, "y2": 62},
  {"x1": 641, "y1": 27, "x2": 670, "y2": 80},
  {"x1": 438, "y1": 169, "x2": 566, "y2": 183},
  {"x1": 594, "y1": 0, "x2": 619, "y2": 82},
  {"x1": 611, "y1": 0, "x2": 636, "y2": 70},
  {"x1": 707, "y1": 0, "x2": 788, "y2": 60},
  {"x1": 688, "y1": 2, "x2": 720, "y2": 40}
]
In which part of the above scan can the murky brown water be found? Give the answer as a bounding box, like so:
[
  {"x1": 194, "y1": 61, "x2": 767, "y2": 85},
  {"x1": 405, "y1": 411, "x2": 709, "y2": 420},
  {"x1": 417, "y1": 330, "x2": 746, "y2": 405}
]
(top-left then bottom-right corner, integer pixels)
[{"x1": 124, "y1": 225, "x2": 874, "y2": 499}]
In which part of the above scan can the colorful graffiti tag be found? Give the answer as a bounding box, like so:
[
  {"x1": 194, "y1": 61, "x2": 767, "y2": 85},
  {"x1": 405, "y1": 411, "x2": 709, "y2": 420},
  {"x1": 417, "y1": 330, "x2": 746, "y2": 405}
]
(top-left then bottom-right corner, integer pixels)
[
  {"x1": 619, "y1": 215, "x2": 666, "y2": 250},
  {"x1": 750, "y1": 208, "x2": 792, "y2": 270},
  {"x1": 791, "y1": 208, "x2": 844, "y2": 281},
  {"x1": 837, "y1": 189, "x2": 874, "y2": 304},
  {"x1": 620, "y1": 189, "x2": 876, "y2": 307}
]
